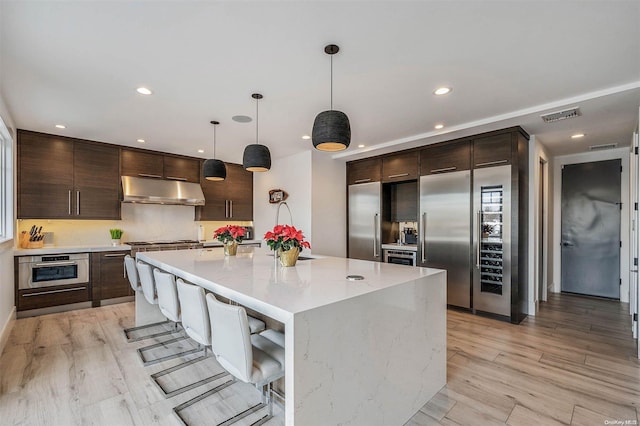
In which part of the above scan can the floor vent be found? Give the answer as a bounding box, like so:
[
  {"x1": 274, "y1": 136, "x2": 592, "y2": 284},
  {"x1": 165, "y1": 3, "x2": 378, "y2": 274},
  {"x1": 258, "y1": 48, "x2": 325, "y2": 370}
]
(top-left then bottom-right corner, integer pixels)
[
  {"x1": 540, "y1": 107, "x2": 581, "y2": 123},
  {"x1": 589, "y1": 143, "x2": 617, "y2": 151}
]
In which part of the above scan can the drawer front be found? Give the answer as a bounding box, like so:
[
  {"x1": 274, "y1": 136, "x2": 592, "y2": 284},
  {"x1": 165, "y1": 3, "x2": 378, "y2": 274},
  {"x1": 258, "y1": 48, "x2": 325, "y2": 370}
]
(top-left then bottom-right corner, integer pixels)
[{"x1": 18, "y1": 284, "x2": 91, "y2": 311}]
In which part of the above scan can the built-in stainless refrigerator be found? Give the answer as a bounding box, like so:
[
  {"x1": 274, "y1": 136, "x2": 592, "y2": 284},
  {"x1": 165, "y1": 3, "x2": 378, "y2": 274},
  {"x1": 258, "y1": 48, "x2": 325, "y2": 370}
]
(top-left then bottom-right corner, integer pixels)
[
  {"x1": 419, "y1": 171, "x2": 471, "y2": 308},
  {"x1": 348, "y1": 182, "x2": 381, "y2": 261},
  {"x1": 472, "y1": 165, "x2": 511, "y2": 317}
]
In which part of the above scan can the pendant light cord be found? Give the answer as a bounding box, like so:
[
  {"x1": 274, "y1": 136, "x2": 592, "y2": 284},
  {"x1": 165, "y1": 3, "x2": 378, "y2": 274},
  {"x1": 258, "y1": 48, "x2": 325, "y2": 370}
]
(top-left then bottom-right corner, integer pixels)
[
  {"x1": 212, "y1": 124, "x2": 216, "y2": 158},
  {"x1": 330, "y1": 53, "x2": 333, "y2": 110},
  {"x1": 256, "y1": 97, "x2": 259, "y2": 144}
]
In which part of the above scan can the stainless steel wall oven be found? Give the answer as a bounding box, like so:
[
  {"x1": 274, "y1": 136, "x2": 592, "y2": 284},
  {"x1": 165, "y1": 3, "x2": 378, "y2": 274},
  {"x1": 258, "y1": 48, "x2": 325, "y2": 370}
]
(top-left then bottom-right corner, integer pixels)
[{"x1": 18, "y1": 253, "x2": 90, "y2": 289}]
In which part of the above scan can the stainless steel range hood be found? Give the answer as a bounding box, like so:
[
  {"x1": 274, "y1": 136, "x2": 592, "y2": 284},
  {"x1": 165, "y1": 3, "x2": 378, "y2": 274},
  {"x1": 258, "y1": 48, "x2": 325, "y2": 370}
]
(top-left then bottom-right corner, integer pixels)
[{"x1": 121, "y1": 176, "x2": 205, "y2": 206}]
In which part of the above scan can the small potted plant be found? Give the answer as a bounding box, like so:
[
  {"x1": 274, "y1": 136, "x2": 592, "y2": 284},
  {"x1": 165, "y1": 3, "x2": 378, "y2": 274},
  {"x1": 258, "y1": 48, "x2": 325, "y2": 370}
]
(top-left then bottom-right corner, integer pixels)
[
  {"x1": 110, "y1": 228, "x2": 124, "y2": 246},
  {"x1": 212, "y1": 225, "x2": 246, "y2": 256},
  {"x1": 264, "y1": 224, "x2": 311, "y2": 267}
]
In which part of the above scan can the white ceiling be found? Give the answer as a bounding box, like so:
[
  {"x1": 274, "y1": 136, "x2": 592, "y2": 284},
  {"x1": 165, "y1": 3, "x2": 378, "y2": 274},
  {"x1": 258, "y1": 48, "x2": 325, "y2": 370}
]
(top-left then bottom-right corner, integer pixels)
[{"x1": 1, "y1": 1, "x2": 639, "y2": 164}]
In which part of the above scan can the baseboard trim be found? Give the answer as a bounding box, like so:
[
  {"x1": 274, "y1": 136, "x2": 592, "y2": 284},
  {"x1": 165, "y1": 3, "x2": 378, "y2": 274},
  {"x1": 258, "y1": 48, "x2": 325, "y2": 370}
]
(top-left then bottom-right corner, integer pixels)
[{"x1": 0, "y1": 306, "x2": 16, "y2": 355}]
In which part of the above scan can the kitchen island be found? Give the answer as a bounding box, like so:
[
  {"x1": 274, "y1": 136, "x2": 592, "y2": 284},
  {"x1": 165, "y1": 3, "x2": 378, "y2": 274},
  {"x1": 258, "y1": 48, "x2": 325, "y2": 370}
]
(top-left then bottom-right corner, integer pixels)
[{"x1": 137, "y1": 246, "x2": 446, "y2": 426}]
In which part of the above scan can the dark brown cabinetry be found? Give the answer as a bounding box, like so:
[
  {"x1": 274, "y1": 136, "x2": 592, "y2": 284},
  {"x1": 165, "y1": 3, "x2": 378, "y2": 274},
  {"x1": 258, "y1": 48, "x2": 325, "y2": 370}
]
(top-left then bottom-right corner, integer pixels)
[
  {"x1": 388, "y1": 181, "x2": 417, "y2": 222},
  {"x1": 347, "y1": 157, "x2": 381, "y2": 185},
  {"x1": 382, "y1": 151, "x2": 419, "y2": 182},
  {"x1": 473, "y1": 133, "x2": 513, "y2": 168},
  {"x1": 420, "y1": 140, "x2": 471, "y2": 175},
  {"x1": 121, "y1": 149, "x2": 201, "y2": 183},
  {"x1": 196, "y1": 163, "x2": 253, "y2": 221},
  {"x1": 17, "y1": 130, "x2": 121, "y2": 219},
  {"x1": 17, "y1": 283, "x2": 91, "y2": 311},
  {"x1": 91, "y1": 251, "x2": 132, "y2": 305}
]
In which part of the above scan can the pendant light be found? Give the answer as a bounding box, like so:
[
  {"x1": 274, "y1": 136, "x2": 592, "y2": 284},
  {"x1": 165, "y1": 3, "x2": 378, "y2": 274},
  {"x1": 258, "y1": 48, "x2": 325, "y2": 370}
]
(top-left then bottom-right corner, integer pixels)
[
  {"x1": 242, "y1": 93, "x2": 271, "y2": 172},
  {"x1": 202, "y1": 120, "x2": 227, "y2": 181},
  {"x1": 312, "y1": 44, "x2": 351, "y2": 151}
]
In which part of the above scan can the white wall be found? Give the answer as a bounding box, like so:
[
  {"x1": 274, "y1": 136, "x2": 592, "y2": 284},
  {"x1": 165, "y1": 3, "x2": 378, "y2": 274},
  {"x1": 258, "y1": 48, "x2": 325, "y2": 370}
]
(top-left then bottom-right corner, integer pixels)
[
  {"x1": 0, "y1": 92, "x2": 17, "y2": 353},
  {"x1": 527, "y1": 135, "x2": 553, "y2": 315},
  {"x1": 253, "y1": 151, "x2": 313, "y2": 248},
  {"x1": 311, "y1": 151, "x2": 346, "y2": 257},
  {"x1": 253, "y1": 150, "x2": 346, "y2": 257},
  {"x1": 552, "y1": 148, "x2": 630, "y2": 302}
]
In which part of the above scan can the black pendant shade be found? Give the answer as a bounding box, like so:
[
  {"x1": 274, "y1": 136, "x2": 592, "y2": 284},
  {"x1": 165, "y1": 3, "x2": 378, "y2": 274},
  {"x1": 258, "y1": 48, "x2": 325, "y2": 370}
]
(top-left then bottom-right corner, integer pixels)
[
  {"x1": 203, "y1": 120, "x2": 226, "y2": 181},
  {"x1": 242, "y1": 143, "x2": 271, "y2": 172},
  {"x1": 243, "y1": 93, "x2": 271, "y2": 172},
  {"x1": 203, "y1": 158, "x2": 226, "y2": 181},
  {"x1": 312, "y1": 110, "x2": 351, "y2": 151},
  {"x1": 312, "y1": 44, "x2": 350, "y2": 151}
]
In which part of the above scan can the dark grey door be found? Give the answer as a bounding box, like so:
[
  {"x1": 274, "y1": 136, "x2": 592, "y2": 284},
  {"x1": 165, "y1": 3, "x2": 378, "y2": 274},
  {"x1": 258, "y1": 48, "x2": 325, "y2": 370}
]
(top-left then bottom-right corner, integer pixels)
[{"x1": 561, "y1": 159, "x2": 621, "y2": 299}]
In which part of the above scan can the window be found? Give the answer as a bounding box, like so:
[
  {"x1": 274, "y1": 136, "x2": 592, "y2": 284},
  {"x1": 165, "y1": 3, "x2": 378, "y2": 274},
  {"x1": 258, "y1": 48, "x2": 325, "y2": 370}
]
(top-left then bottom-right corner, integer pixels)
[{"x1": 0, "y1": 116, "x2": 13, "y2": 243}]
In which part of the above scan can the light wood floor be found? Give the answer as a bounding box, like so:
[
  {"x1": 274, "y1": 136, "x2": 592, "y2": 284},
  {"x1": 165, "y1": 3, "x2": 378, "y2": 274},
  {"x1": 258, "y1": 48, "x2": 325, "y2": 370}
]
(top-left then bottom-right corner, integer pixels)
[{"x1": 1, "y1": 293, "x2": 638, "y2": 425}]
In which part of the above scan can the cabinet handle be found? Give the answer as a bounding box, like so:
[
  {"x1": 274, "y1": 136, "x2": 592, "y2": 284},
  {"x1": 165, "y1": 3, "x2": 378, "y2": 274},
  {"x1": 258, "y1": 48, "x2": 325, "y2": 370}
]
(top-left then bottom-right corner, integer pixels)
[
  {"x1": 388, "y1": 173, "x2": 409, "y2": 179},
  {"x1": 430, "y1": 166, "x2": 456, "y2": 173},
  {"x1": 68, "y1": 190, "x2": 72, "y2": 215},
  {"x1": 22, "y1": 286, "x2": 87, "y2": 297},
  {"x1": 476, "y1": 210, "x2": 482, "y2": 268},
  {"x1": 476, "y1": 159, "x2": 508, "y2": 167},
  {"x1": 76, "y1": 191, "x2": 80, "y2": 215},
  {"x1": 354, "y1": 178, "x2": 371, "y2": 183},
  {"x1": 225, "y1": 200, "x2": 229, "y2": 218},
  {"x1": 104, "y1": 253, "x2": 127, "y2": 258},
  {"x1": 229, "y1": 200, "x2": 233, "y2": 218},
  {"x1": 373, "y1": 213, "x2": 380, "y2": 258},
  {"x1": 421, "y1": 212, "x2": 427, "y2": 263},
  {"x1": 166, "y1": 176, "x2": 187, "y2": 181},
  {"x1": 35, "y1": 261, "x2": 77, "y2": 267},
  {"x1": 138, "y1": 173, "x2": 162, "y2": 179}
]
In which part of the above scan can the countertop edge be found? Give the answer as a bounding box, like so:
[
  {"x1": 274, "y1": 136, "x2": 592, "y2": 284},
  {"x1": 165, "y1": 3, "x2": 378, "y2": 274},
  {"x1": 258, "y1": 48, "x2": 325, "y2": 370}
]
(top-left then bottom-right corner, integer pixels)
[{"x1": 14, "y1": 245, "x2": 132, "y2": 256}]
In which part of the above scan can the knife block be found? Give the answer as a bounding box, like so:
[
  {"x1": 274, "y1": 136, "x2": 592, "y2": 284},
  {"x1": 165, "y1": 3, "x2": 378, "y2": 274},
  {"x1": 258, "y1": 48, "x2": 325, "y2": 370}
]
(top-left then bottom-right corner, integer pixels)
[{"x1": 20, "y1": 233, "x2": 43, "y2": 249}]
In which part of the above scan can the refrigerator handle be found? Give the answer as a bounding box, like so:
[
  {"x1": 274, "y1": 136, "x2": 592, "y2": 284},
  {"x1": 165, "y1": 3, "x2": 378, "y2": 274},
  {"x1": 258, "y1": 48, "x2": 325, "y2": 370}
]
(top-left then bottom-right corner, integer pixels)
[
  {"x1": 476, "y1": 210, "x2": 482, "y2": 268},
  {"x1": 421, "y1": 212, "x2": 427, "y2": 263},
  {"x1": 373, "y1": 213, "x2": 379, "y2": 258}
]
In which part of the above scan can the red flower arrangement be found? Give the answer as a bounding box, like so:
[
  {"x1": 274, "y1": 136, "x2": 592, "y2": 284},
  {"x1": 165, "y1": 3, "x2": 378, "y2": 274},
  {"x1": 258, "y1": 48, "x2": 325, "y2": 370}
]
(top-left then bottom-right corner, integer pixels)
[
  {"x1": 264, "y1": 224, "x2": 311, "y2": 252},
  {"x1": 212, "y1": 225, "x2": 246, "y2": 244}
]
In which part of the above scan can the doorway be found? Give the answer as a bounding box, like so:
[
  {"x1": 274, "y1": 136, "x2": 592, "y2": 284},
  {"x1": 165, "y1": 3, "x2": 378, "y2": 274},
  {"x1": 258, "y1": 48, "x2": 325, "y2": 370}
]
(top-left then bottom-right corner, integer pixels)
[
  {"x1": 561, "y1": 159, "x2": 621, "y2": 299},
  {"x1": 538, "y1": 159, "x2": 547, "y2": 302}
]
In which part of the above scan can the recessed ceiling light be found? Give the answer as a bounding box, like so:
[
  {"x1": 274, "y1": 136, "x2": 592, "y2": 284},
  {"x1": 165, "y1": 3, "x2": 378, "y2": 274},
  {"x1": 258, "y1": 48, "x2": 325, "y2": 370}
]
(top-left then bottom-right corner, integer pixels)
[
  {"x1": 232, "y1": 115, "x2": 252, "y2": 123},
  {"x1": 197, "y1": 149, "x2": 204, "y2": 153},
  {"x1": 55, "y1": 124, "x2": 66, "y2": 129},
  {"x1": 571, "y1": 133, "x2": 585, "y2": 139},
  {"x1": 302, "y1": 135, "x2": 311, "y2": 140},
  {"x1": 358, "y1": 144, "x2": 365, "y2": 148},
  {"x1": 137, "y1": 139, "x2": 145, "y2": 143},
  {"x1": 433, "y1": 87, "x2": 452, "y2": 96},
  {"x1": 136, "y1": 87, "x2": 152, "y2": 95},
  {"x1": 434, "y1": 124, "x2": 444, "y2": 130}
]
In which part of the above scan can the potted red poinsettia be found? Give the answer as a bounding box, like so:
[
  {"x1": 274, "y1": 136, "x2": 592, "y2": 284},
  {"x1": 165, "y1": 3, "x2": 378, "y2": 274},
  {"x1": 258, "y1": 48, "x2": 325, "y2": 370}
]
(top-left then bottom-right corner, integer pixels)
[
  {"x1": 213, "y1": 225, "x2": 246, "y2": 256},
  {"x1": 264, "y1": 224, "x2": 311, "y2": 266}
]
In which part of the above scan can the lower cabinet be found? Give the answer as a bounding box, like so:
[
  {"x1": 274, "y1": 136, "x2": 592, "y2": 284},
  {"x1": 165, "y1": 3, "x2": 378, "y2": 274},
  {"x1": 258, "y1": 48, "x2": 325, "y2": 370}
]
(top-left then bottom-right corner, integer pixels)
[
  {"x1": 91, "y1": 251, "x2": 133, "y2": 306},
  {"x1": 17, "y1": 284, "x2": 91, "y2": 311}
]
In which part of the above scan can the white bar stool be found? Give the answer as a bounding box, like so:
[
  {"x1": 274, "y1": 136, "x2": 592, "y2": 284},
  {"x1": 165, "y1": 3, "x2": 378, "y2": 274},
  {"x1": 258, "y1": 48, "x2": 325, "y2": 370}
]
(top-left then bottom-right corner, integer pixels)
[
  {"x1": 123, "y1": 256, "x2": 175, "y2": 342},
  {"x1": 136, "y1": 269, "x2": 203, "y2": 366},
  {"x1": 150, "y1": 278, "x2": 230, "y2": 398},
  {"x1": 173, "y1": 293, "x2": 285, "y2": 426}
]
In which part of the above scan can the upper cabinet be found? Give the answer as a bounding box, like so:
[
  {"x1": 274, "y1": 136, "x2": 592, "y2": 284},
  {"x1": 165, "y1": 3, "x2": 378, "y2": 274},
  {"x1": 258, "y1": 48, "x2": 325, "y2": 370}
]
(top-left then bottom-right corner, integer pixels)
[
  {"x1": 196, "y1": 163, "x2": 253, "y2": 221},
  {"x1": 347, "y1": 157, "x2": 382, "y2": 185},
  {"x1": 472, "y1": 133, "x2": 513, "y2": 168},
  {"x1": 121, "y1": 149, "x2": 200, "y2": 183},
  {"x1": 18, "y1": 131, "x2": 121, "y2": 219},
  {"x1": 420, "y1": 140, "x2": 471, "y2": 175},
  {"x1": 382, "y1": 151, "x2": 419, "y2": 182}
]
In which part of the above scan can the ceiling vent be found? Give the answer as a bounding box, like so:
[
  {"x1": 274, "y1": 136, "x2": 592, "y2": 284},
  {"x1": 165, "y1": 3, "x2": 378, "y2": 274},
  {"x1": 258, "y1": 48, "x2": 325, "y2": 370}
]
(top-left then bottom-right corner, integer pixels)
[
  {"x1": 589, "y1": 143, "x2": 617, "y2": 151},
  {"x1": 540, "y1": 107, "x2": 581, "y2": 123}
]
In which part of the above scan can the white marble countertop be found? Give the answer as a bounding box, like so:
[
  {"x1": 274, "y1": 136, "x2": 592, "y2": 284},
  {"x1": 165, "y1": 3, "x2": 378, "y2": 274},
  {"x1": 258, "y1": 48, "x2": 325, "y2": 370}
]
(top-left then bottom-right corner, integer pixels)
[
  {"x1": 201, "y1": 239, "x2": 262, "y2": 247},
  {"x1": 137, "y1": 246, "x2": 442, "y2": 322},
  {"x1": 14, "y1": 244, "x2": 131, "y2": 256},
  {"x1": 381, "y1": 243, "x2": 418, "y2": 251}
]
